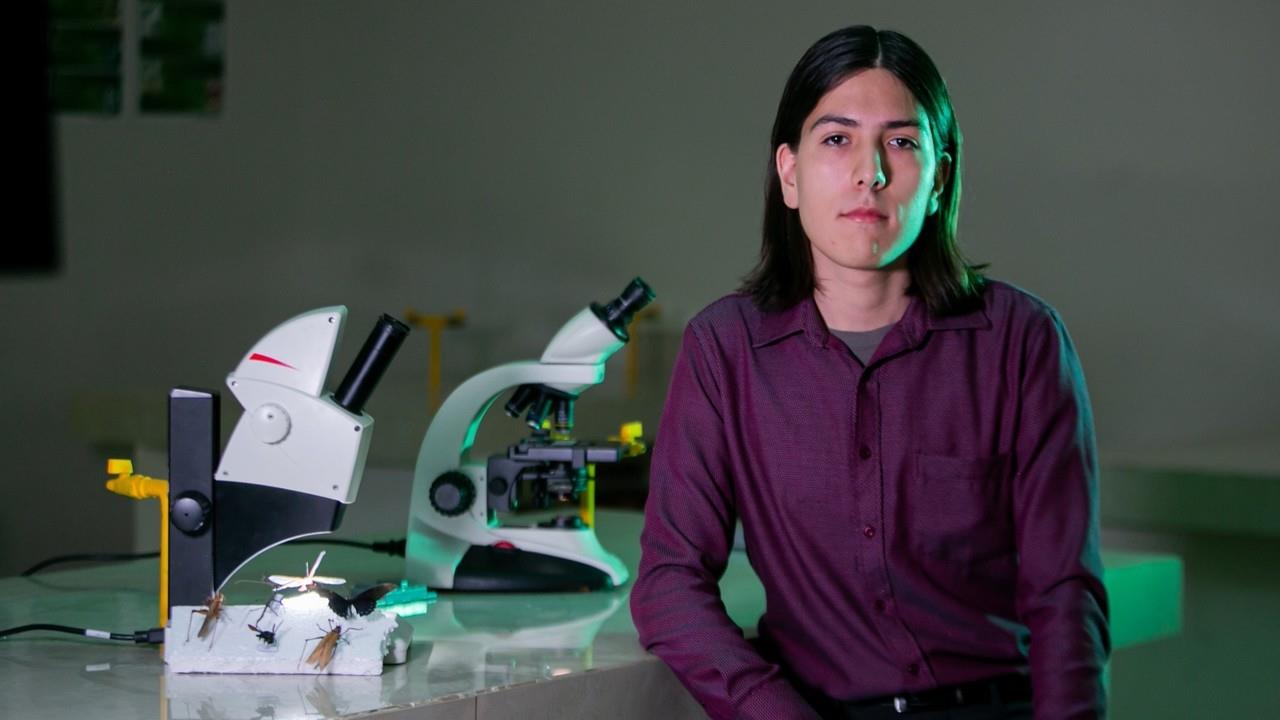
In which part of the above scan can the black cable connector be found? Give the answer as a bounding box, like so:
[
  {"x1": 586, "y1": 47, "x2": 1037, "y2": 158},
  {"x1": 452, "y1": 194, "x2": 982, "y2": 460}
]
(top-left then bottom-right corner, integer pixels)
[
  {"x1": 131, "y1": 627, "x2": 166, "y2": 644},
  {"x1": 369, "y1": 538, "x2": 406, "y2": 557}
]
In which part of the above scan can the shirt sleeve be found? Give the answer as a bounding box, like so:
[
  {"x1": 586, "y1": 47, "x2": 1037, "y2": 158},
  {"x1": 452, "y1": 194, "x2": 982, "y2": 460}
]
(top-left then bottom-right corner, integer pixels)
[
  {"x1": 630, "y1": 323, "x2": 821, "y2": 720},
  {"x1": 1012, "y1": 309, "x2": 1111, "y2": 719}
]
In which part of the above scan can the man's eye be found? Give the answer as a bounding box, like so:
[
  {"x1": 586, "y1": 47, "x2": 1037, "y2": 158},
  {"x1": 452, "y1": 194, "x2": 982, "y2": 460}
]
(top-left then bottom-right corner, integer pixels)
[
  {"x1": 889, "y1": 137, "x2": 920, "y2": 150},
  {"x1": 822, "y1": 135, "x2": 848, "y2": 147}
]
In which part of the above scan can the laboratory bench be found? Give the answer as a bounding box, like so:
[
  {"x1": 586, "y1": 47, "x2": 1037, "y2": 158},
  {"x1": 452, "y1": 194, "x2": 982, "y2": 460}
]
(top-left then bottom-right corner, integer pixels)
[{"x1": 0, "y1": 510, "x2": 1181, "y2": 719}]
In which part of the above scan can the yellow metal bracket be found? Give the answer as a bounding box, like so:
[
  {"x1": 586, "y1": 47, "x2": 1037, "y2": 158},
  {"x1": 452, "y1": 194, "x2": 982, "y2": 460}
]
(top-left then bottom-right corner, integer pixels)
[
  {"x1": 613, "y1": 421, "x2": 647, "y2": 457},
  {"x1": 404, "y1": 308, "x2": 466, "y2": 412},
  {"x1": 104, "y1": 459, "x2": 170, "y2": 627}
]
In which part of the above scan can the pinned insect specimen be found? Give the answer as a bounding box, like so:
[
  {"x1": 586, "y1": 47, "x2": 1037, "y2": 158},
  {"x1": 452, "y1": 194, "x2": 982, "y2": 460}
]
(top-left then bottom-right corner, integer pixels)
[
  {"x1": 299, "y1": 621, "x2": 358, "y2": 671},
  {"x1": 254, "y1": 591, "x2": 285, "y2": 626},
  {"x1": 186, "y1": 591, "x2": 226, "y2": 643},
  {"x1": 267, "y1": 551, "x2": 346, "y2": 593},
  {"x1": 315, "y1": 583, "x2": 397, "y2": 619},
  {"x1": 248, "y1": 621, "x2": 280, "y2": 646}
]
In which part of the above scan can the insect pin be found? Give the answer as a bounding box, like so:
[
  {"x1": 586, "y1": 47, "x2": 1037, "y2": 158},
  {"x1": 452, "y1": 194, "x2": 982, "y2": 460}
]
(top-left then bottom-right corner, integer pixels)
[
  {"x1": 186, "y1": 591, "x2": 226, "y2": 643},
  {"x1": 248, "y1": 621, "x2": 280, "y2": 646},
  {"x1": 299, "y1": 621, "x2": 357, "y2": 671},
  {"x1": 267, "y1": 551, "x2": 346, "y2": 593},
  {"x1": 315, "y1": 583, "x2": 397, "y2": 619},
  {"x1": 254, "y1": 590, "x2": 285, "y2": 626}
]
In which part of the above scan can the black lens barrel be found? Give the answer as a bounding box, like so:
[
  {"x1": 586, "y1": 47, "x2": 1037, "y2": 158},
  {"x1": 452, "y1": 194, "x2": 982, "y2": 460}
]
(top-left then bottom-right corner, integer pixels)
[
  {"x1": 591, "y1": 277, "x2": 655, "y2": 341},
  {"x1": 333, "y1": 314, "x2": 410, "y2": 415}
]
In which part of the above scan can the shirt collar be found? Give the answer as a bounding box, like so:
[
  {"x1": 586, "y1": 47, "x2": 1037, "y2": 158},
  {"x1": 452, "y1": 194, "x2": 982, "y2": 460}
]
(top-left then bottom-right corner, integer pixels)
[{"x1": 750, "y1": 291, "x2": 990, "y2": 349}]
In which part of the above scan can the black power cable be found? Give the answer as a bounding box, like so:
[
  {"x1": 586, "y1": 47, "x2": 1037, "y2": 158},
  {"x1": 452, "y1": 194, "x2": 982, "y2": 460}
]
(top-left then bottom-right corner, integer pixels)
[
  {"x1": 292, "y1": 538, "x2": 406, "y2": 556},
  {"x1": 0, "y1": 623, "x2": 165, "y2": 644},
  {"x1": 9, "y1": 540, "x2": 404, "y2": 645},
  {"x1": 19, "y1": 538, "x2": 405, "y2": 576}
]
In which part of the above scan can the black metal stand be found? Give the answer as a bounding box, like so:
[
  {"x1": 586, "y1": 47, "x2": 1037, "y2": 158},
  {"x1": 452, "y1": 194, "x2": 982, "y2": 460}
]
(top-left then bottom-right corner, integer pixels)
[{"x1": 166, "y1": 387, "x2": 219, "y2": 612}]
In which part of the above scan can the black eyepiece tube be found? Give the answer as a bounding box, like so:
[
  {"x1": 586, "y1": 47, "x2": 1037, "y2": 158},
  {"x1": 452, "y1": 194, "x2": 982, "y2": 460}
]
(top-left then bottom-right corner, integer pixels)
[
  {"x1": 591, "y1": 277, "x2": 656, "y2": 342},
  {"x1": 333, "y1": 314, "x2": 411, "y2": 415}
]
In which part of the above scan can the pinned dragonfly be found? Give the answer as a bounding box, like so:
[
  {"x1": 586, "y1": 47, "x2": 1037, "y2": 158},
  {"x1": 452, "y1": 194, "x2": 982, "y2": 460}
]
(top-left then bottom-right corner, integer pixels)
[{"x1": 267, "y1": 551, "x2": 346, "y2": 593}]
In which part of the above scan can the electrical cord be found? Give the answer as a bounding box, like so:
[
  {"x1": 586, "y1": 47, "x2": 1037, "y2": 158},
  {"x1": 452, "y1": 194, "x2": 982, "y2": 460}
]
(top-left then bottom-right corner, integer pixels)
[
  {"x1": 0, "y1": 623, "x2": 165, "y2": 644},
  {"x1": 9, "y1": 542, "x2": 404, "y2": 645},
  {"x1": 19, "y1": 539, "x2": 405, "y2": 576},
  {"x1": 20, "y1": 552, "x2": 160, "y2": 577},
  {"x1": 291, "y1": 538, "x2": 406, "y2": 556}
]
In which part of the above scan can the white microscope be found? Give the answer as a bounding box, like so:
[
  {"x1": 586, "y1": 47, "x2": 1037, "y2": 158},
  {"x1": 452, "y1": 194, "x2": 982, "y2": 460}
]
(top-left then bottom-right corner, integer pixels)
[
  {"x1": 405, "y1": 278, "x2": 654, "y2": 591},
  {"x1": 166, "y1": 308, "x2": 409, "y2": 608}
]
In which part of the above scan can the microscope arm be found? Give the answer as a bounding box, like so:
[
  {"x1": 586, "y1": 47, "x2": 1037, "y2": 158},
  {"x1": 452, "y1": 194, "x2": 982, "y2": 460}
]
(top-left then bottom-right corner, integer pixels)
[{"x1": 413, "y1": 361, "x2": 604, "y2": 482}]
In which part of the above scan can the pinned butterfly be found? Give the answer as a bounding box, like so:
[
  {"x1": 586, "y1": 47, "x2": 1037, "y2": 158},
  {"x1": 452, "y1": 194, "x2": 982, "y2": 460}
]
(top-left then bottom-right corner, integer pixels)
[{"x1": 316, "y1": 583, "x2": 398, "y2": 619}]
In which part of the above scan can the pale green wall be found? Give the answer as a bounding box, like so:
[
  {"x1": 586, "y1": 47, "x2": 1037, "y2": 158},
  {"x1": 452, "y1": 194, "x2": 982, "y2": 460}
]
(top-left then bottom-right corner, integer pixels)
[{"x1": 2, "y1": 3, "x2": 1279, "y2": 715}]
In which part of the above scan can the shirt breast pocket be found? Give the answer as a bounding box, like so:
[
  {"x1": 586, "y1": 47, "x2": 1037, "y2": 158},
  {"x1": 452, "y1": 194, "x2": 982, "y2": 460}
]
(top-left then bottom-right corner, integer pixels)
[{"x1": 911, "y1": 452, "x2": 1014, "y2": 567}]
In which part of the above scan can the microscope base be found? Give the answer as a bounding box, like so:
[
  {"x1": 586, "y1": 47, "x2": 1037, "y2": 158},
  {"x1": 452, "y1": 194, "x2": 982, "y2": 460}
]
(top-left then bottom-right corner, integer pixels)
[{"x1": 452, "y1": 545, "x2": 614, "y2": 592}]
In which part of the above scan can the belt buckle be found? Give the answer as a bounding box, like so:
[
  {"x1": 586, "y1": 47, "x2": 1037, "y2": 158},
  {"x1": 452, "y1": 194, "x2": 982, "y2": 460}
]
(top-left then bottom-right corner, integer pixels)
[{"x1": 891, "y1": 686, "x2": 966, "y2": 714}]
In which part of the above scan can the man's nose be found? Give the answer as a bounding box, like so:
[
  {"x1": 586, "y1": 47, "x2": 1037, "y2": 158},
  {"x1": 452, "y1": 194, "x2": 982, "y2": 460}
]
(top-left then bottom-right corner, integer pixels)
[{"x1": 854, "y1": 146, "x2": 886, "y2": 189}]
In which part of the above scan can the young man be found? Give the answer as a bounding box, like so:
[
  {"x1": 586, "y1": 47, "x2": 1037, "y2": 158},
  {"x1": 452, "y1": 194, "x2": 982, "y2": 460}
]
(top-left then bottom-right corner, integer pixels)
[{"x1": 632, "y1": 26, "x2": 1109, "y2": 720}]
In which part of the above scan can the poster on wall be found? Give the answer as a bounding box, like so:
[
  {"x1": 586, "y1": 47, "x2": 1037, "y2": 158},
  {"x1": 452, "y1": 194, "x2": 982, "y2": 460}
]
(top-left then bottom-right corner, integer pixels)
[
  {"x1": 49, "y1": 0, "x2": 122, "y2": 114},
  {"x1": 139, "y1": 0, "x2": 224, "y2": 113}
]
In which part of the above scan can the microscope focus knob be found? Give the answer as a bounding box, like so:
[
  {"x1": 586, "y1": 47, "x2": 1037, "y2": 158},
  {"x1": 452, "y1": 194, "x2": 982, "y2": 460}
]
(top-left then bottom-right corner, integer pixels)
[
  {"x1": 171, "y1": 491, "x2": 212, "y2": 535},
  {"x1": 429, "y1": 472, "x2": 476, "y2": 517},
  {"x1": 249, "y1": 403, "x2": 291, "y2": 444}
]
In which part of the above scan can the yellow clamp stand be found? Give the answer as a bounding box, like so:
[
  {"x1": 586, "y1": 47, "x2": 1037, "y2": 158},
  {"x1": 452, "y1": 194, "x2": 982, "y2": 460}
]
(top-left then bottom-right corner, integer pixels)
[
  {"x1": 582, "y1": 422, "x2": 647, "y2": 527},
  {"x1": 403, "y1": 308, "x2": 467, "y2": 412},
  {"x1": 104, "y1": 459, "x2": 170, "y2": 628},
  {"x1": 615, "y1": 421, "x2": 647, "y2": 457}
]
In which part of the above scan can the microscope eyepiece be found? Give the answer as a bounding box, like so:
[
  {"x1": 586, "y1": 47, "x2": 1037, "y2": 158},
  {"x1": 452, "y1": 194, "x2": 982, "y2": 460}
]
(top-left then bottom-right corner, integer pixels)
[
  {"x1": 591, "y1": 277, "x2": 655, "y2": 342},
  {"x1": 333, "y1": 314, "x2": 411, "y2": 415}
]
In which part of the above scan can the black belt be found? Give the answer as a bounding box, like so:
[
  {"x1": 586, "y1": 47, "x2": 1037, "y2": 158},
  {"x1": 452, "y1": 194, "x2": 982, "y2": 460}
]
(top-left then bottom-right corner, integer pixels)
[{"x1": 844, "y1": 673, "x2": 1031, "y2": 715}]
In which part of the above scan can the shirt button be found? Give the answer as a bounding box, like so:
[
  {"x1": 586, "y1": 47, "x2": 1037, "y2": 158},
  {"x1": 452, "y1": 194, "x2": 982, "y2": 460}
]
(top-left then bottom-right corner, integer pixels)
[
  {"x1": 907, "y1": 663, "x2": 920, "y2": 676},
  {"x1": 863, "y1": 525, "x2": 876, "y2": 539},
  {"x1": 858, "y1": 445, "x2": 872, "y2": 460}
]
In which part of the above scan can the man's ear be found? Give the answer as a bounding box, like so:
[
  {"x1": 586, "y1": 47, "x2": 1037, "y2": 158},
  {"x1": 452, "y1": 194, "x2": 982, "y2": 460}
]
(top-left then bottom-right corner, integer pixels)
[
  {"x1": 776, "y1": 143, "x2": 799, "y2": 209},
  {"x1": 928, "y1": 151, "x2": 952, "y2": 216}
]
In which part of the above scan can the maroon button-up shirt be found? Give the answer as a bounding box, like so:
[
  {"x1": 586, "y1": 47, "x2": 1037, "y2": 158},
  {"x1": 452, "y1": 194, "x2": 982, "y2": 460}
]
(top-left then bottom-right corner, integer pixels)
[{"x1": 631, "y1": 281, "x2": 1109, "y2": 719}]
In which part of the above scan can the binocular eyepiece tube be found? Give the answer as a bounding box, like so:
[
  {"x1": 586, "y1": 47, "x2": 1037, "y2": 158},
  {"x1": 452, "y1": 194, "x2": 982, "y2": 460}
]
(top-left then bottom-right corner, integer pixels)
[
  {"x1": 591, "y1": 277, "x2": 655, "y2": 342},
  {"x1": 333, "y1": 314, "x2": 411, "y2": 415}
]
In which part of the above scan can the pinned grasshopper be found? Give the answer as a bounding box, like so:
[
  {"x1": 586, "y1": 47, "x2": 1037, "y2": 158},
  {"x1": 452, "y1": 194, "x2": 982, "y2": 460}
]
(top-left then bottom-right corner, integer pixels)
[
  {"x1": 299, "y1": 621, "x2": 358, "y2": 671},
  {"x1": 186, "y1": 592, "x2": 226, "y2": 644}
]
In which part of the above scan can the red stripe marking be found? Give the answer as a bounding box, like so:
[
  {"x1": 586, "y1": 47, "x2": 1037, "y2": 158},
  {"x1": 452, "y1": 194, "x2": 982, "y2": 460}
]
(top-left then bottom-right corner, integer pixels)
[{"x1": 248, "y1": 352, "x2": 296, "y2": 370}]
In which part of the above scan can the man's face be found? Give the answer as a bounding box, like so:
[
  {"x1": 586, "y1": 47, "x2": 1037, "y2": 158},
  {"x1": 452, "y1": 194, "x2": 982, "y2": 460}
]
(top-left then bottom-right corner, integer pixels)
[{"x1": 776, "y1": 68, "x2": 949, "y2": 276}]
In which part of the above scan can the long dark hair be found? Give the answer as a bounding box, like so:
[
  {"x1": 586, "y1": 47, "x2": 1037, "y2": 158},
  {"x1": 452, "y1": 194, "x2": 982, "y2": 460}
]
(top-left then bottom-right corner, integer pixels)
[{"x1": 740, "y1": 26, "x2": 985, "y2": 315}]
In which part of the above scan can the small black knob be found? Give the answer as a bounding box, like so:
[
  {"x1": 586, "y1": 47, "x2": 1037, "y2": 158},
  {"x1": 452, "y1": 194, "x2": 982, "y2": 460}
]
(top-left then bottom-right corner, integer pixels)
[
  {"x1": 171, "y1": 491, "x2": 212, "y2": 535},
  {"x1": 429, "y1": 472, "x2": 476, "y2": 517},
  {"x1": 488, "y1": 476, "x2": 509, "y2": 496}
]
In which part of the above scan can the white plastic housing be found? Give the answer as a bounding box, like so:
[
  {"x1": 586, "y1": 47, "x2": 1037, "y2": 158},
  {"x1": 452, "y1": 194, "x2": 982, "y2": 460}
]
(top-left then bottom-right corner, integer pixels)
[
  {"x1": 216, "y1": 306, "x2": 371, "y2": 504},
  {"x1": 230, "y1": 307, "x2": 345, "y2": 397},
  {"x1": 218, "y1": 381, "x2": 371, "y2": 503},
  {"x1": 539, "y1": 307, "x2": 625, "y2": 365}
]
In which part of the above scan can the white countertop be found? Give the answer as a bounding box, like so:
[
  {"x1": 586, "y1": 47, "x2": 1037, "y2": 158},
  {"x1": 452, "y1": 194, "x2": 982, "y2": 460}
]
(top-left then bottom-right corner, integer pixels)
[{"x1": 0, "y1": 510, "x2": 1181, "y2": 720}]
